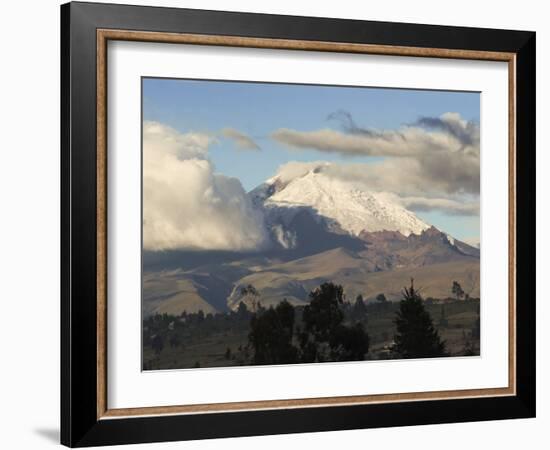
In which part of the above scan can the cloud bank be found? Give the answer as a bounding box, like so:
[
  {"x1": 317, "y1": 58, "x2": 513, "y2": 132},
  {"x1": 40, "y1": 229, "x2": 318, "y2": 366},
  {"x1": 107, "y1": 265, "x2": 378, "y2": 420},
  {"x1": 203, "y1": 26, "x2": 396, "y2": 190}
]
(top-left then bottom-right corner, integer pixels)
[
  {"x1": 271, "y1": 112, "x2": 480, "y2": 216},
  {"x1": 398, "y1": 196, "x2": 479, "y2": 216},
  {"x1": 143, "y1": 121, "x2": 268, "y2": 251},
  {"x1": 412, "y1": 113, "x2": 479, "y2": 148},
  {"x1": 272, "y1": 112, "x2": 479, "y2": 158}
]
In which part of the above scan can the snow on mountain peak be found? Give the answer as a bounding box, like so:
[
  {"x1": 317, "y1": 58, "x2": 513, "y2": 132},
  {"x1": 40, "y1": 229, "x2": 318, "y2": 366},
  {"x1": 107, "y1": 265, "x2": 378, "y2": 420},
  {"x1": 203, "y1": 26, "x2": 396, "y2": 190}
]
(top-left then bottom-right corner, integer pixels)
[{"x1": 251, "y1": 166, "x2": 430, "y2": 237}]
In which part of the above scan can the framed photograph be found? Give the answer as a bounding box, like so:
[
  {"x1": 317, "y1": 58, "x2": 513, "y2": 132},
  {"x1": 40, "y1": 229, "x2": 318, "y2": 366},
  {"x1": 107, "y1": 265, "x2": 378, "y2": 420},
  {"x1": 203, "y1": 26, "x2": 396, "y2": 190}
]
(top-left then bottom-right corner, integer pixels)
[{"x1": 61, "y1": 1, "x2": 536, "y2": 447}]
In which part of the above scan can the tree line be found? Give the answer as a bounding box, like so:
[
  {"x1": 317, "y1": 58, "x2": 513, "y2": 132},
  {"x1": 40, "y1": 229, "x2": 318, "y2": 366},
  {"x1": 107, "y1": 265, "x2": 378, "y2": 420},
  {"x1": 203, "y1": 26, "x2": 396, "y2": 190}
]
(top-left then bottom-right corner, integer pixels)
[
  {"x1": 247, "y1": 279, "x2": 447, "y2": 365},
  {"x1": 143, "y1": 278, "x2": 480, "y2": 369}
]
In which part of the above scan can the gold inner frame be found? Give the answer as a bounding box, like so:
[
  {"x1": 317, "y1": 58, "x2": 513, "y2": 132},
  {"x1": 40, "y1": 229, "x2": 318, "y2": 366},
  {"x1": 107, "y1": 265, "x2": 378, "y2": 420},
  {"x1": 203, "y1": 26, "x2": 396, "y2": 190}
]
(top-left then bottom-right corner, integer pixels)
[{"x1": 96, "y1": 29, "x2": 517, "y2": 420}]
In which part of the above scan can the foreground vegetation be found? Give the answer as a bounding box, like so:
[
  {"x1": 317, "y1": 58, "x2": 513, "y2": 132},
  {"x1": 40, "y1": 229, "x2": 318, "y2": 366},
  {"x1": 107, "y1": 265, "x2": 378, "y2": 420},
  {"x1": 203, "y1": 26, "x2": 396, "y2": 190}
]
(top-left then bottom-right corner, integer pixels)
[{"x1": 143, "y1": 280, "x2": 480, "y2": 370}]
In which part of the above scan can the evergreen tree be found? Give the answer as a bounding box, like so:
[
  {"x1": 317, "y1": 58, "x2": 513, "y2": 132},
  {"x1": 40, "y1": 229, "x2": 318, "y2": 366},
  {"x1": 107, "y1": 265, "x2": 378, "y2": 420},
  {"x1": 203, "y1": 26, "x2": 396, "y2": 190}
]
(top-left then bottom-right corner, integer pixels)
[
  {"x1": 393, "y1": 279, "x2": 446, "y2": 358},
  {"x1": 452, "y1": 281, "x2": 465, "y2": 300},
  {"x1": 329, "y1": 323, "x2": 370, "y2": 361},
  {"x1": 248, "y1": 300, "x2": 298, "y2": 365},
  {"x1": 300, "y1": 282, "x2": 369, "y2": 362},
  {"x1": 302, "y1": 282, "x2": 345, "y2": 344}
]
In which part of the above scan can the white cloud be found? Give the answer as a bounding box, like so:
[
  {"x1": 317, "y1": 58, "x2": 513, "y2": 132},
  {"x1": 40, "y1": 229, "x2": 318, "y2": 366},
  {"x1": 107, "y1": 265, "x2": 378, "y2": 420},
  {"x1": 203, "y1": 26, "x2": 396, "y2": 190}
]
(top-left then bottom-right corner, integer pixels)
[
  {"x1": 270, "y1": 161, "x2": 330, "y2": 185},
  {"x1": 144, "y1": 121, "x2": 214, "y2": 160},
  {"x1": 271, "y1": 116, "x2": 478, "y2": 158},
  {"x1": 462, "y1": 237, "x2": 481, "y2": 248},
  {"x1": 222, "y1": 127, "x2": 260, "y2": 150},
  {"x1": 271, "y1": 113, "x2": 480, "y2": 198},
  {"x1": 143, "y1": 121, "x2": 268, "y2": 251},
  {"x1": 395, "y1": 195, "x2": 479, "y2": 216}
]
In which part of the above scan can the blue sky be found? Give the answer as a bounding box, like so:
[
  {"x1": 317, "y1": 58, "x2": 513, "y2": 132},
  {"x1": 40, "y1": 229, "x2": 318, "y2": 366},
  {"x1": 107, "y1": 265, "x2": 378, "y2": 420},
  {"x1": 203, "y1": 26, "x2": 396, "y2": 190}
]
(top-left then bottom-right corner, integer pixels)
[{"x1": 143, "y1": 78, "x2": 479, "y2": 240}]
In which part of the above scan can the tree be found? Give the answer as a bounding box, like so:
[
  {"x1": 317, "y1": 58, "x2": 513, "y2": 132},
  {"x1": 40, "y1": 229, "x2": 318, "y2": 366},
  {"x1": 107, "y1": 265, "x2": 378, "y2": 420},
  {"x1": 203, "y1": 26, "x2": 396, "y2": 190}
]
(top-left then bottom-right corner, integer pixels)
[
  {"x1": 300, "y1": 283, "x2": 369, "y2": 362},
  {"x1": 241, "y1": 284, "x2": 260, "y2": 312},
  {"x1": 241, "y1": 284, "x2": 259, "y2": 297},
  {"x1": 329, "y1": 323, "x2": 370, "y2": 361},
  {"x1": 151, "y1": 334, "x2": 164, "y2": 355},
  {"x1": 197, "y1": 309, "x2": 205, "y2": 323},
  {"x1": 248, "y1": 300, "x2": 298, "y2": 365},
  {"x1": 438, "y1": 305, "x2": 448, "y2": 327},
  {"x1": 471, "y1": 314, "x2": 480, "y2": 339},
  {"x1": 237, "y1": 301, "x2": 249, "y2": 318},
  {"x1": 353, "y1": 294, "x2": 367, "y2": 318},
  {"x1": 393, "y1": 279, "x2": 446, "y2": 358},
  {"x1": 452, "y1": 281, "x2": 465, "y2": 300},
  {"x1": 376, "y1": 293, "x2": 387, "y2": 303},
  {"x1": 302, "y1": 283, "x2": 344, "y2": 344}
]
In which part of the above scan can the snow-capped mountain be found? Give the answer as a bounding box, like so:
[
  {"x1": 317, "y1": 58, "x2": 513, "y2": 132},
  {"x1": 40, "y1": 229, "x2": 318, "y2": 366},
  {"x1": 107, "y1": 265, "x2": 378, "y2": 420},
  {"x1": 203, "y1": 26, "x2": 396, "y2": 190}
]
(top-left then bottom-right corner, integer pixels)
[
  {"x1": 143, "y1": 164, "x2": 480, "y2": 316},
  {"x1": 250, "y1": 166, "x2": 430, "y2": 238}
]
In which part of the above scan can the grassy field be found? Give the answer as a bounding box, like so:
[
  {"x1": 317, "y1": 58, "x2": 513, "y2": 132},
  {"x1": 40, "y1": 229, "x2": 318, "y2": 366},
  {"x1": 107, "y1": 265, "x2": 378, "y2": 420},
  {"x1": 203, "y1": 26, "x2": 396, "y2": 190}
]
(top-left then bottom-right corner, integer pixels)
[
  {"x1": 143, "y1": 328, "x2": 249, "y2": 370},
  {"x1": 367, "y1": 300, "x2": 480, "y2": 358},
  {"x1": 143, "y1": 298, "x2": 480, "y2": 370}
]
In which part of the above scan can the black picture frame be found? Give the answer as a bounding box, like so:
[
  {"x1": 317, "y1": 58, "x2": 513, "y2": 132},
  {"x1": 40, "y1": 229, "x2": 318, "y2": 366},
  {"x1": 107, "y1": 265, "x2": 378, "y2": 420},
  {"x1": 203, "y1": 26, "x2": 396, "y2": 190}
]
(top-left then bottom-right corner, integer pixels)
[{"x1": 61, "y1": 1, "x2": 536, "y2": 447}]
